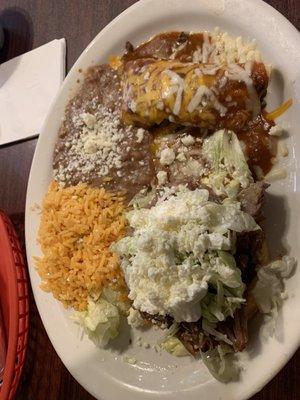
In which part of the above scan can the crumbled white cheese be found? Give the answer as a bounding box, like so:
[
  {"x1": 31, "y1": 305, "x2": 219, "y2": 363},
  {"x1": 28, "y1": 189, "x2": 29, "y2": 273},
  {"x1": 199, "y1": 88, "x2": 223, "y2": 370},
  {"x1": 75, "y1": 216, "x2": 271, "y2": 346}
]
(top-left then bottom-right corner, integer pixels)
[
  {"x1": 157, "y1": 170, "x2": 168, "y2": 186},
  {"x1": 136, "y1": 128, "x2": 145, "y2": 143},
  {"x1": 180, "y1": 159, "x2": 204, "y2": 177},
  {"x1": 181, "y1": 135, "x2": 195, "y2": 146},
  {"x1": 54, "y1": 106, "x2": 128, "y2": 182},
  {"x1": 269, "y1": 125, "x2": 283, "y2": 136},
  {"x1": 160, "y1": 148, "x2": 175, "y2": 165},
  {"x1": 177, "y1": 145, "x2": 188, "y2": 154},
  {"x1": 127, "y1": 307, "x2": 146, "y2": 328},
  {"x1": 113, "y1": 187, "x2": 258, "y2": 322},
  {"x1": 176, "y1": 152, "x2": 186, "y2": 162},
  {"x1": 80, "y1": 112, "x2": 96, "y2": 129}
]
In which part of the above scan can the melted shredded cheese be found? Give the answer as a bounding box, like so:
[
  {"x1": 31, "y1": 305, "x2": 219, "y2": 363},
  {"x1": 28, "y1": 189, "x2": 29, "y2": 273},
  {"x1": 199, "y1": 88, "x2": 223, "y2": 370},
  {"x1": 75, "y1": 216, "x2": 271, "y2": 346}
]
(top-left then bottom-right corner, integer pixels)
[
  {"x1": 266, "y1": 98, "x2": 293, "y2": 121},
  {"x1": 123, "y1": 60, "x2": 233, "y2": 125}
]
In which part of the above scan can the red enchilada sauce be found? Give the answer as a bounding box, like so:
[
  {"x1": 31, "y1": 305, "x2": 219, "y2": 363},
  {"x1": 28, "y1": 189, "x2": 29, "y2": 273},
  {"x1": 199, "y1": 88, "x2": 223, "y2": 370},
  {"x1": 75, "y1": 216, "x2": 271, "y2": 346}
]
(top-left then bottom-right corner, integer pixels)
[
  {"x1": 124, "y1": 32, "x2": 205, "y2": 62},
  {"x1": 237, "y1": 114, "x2": 276, "y2": 175}
]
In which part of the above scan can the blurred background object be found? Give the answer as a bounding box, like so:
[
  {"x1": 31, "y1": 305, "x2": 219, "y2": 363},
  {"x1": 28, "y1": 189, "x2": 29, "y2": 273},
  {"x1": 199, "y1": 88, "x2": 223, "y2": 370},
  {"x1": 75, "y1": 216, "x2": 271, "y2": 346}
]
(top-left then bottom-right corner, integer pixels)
[
  {"x1": 0, "y1": 211, "x2": 29, "y2": 400},
  {"x1": 0, "y1": 7, "x2": 33, "y2": 64},
  {"x1": 0, "y1": 304, "x2": 6, "y2": 386},
  {"x1": 0, "y1": 25, "x2": 4, "y2": 49}
]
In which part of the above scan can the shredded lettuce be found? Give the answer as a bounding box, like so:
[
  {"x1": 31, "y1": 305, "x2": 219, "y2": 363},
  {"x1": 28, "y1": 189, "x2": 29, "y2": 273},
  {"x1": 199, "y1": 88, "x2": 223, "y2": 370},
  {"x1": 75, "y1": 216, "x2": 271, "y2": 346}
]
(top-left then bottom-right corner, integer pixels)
[
  {"x1": 159, "y1": 323, "x2": 189, "y2": 356},
  {"x1": 160, "y1": 336, "x2": 189, "y2": 357},
  {"x1": 113, "y1": 187, "x2": 258, "y2": 323},
  {"x1": 101, "y1": 287, "x2": 130, "y2": 314},
  {"x1": 252, "y1": 255, "x2": 295, "y2": 316},
  {"x1": 197, "y1": 201, "x2": 260, "y2": 234},
  {"x1": 202, "y1": 129, "x2": 252, "y2": 197},
  {"x1": 199, "y1": 250, "x2": 246, "y2": 323},
  {"x1": 72, "y1": 296, "x2": 120, "y2": 347},
  {"x1": 202, "y1": 319, "x2": 233, "y2": 345},
  {"x1": 201, "y1": 344, "x2": 240, "y2": 383},
  {"x1": 129, "y1": 187, "x2": 156, "y2": 209}
]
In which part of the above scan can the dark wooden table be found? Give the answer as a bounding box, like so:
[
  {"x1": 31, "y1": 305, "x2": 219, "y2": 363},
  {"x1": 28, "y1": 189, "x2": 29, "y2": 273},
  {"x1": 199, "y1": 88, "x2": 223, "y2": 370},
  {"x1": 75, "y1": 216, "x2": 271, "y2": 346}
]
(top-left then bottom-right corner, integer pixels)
[{"x1": 0, "y1": 1, "x2": 299, "y2": 399}]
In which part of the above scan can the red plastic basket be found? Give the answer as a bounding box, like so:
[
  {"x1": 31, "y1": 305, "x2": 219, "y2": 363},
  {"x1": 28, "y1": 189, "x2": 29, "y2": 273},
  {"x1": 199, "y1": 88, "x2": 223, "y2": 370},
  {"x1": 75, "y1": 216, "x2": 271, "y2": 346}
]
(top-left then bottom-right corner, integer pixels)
[{"x1": 0, "y1": 211, "x2": 29, "y2": 400}]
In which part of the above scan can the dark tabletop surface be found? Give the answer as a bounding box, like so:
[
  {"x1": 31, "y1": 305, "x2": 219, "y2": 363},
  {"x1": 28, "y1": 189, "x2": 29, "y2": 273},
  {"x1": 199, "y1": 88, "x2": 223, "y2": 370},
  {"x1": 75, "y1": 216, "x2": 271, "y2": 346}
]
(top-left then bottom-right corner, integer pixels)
[{"x1": 0, "y1": 1, "x2": 299, "y2": 399}]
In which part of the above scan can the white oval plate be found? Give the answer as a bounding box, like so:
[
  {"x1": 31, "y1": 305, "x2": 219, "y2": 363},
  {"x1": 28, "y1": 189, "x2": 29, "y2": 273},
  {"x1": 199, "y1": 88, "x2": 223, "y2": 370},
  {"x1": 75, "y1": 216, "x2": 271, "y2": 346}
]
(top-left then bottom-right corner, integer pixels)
[{"x1": 25, "y1": 1, "x2": 300, "y2": 399}]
